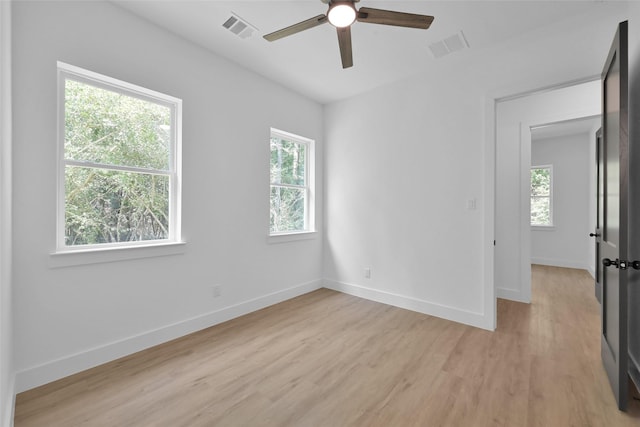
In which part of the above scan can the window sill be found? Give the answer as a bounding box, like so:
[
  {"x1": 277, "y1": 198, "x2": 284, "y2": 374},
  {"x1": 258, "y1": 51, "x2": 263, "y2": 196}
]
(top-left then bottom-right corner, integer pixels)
[
  {"x1": 49, "y1": 241, "x2": 186, "y2": 268},
  {"x1": 531, "y1": 226, "x2": 556, "y2": 232},
  {"x1": 267, "y1": 231, "x2": 317, "y2": 244}
]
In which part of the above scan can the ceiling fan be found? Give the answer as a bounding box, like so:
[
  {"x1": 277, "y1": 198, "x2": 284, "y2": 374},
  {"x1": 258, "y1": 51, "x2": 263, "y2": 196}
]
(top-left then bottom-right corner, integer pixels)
[{"x1": 263, "y1": 0, "x2": 434, "y2": 69}]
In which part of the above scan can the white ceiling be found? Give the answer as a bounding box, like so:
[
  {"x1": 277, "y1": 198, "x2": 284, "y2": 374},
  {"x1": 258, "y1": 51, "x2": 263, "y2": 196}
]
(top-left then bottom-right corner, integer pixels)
[{"x1": 113, "y1": 0, "x2": 620, "y2": 104}]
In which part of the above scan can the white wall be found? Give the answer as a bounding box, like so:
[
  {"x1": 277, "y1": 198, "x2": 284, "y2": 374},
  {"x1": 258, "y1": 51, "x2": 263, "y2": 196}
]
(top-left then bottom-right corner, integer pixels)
[
  {"x1": 324, "y1": 2, "x2": 627, "y2": 330},
  {"x1": 495, "y1": 82, "x2": 601, "y2": 303},
  {"x1": 531, "y1": 132, "x2": 591, "y2": 270},
  {"x1": 12, "y1": 1, "x2": 323, "y2": 392},
  {"x1": 0, "y1": 1, "x2": 13, "y2": 424},
  {"x1": 324, "y1": 77, "x2": 489, "y2": 328}
]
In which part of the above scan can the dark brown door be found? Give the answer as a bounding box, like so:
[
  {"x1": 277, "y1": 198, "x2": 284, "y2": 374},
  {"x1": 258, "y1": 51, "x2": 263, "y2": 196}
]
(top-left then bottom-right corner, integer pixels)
[
  {"x1": 627, "y1": 9, "x2": 640, "y2": 398},
  {"x1": 594, "y1": 127, "x2": 603, "y2": 304},
  {"x1": 600, "y1": 20, "x2": 629, "y2": 411}
]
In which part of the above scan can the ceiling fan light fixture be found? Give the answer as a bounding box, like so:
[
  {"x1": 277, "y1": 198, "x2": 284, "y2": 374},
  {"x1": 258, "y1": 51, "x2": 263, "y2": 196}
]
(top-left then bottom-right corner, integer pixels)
[{"x1": 327, "y1": 2, "x2": 357, "y2": 28}]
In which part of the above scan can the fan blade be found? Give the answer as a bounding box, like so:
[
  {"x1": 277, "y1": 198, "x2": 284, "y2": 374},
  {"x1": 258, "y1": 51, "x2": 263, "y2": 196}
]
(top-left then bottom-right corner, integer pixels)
[
  {"x1": 337, "y1": 27, "x2": 353, "y2": 69},
  {"x1": 263, "y1": 15, "x2": 328, "y2": 41},
  {"x1": 357, "y1": 7, "x2": 434, "y2": 29}
]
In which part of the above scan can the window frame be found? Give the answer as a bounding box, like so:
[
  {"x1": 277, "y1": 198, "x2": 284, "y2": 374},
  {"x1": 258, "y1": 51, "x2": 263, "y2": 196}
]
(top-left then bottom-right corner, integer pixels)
[
  {"x1": 56, "y1": 61, "x2": 183, "y2": 253},
  {"x1": 269, "y1": 128, "x2": 315, "y2": 237},
  {"x1": 530, "y1": 164, "x2": 553, "y2": 228}
]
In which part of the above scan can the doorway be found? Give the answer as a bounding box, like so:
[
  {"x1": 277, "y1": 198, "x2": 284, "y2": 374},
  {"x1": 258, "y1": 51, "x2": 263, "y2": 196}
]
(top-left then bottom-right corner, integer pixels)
[
  {"x1": 529, "y1": 116, "x2": 600, "y2": 276},
  {"x1": 495, "y1": 80, "x2": 601, "y2": 305}
]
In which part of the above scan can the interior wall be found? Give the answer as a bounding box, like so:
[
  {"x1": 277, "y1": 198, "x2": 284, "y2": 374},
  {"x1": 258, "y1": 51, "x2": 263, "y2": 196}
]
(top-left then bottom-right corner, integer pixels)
[
  {"x1": 12, "y1": 1, "x2": 324, "y2": 392},
  {"x1": 0, "y1": 0, "x2": 13, "y2": 423},
  {"x1": 324, "y1": 3, "x2": 627, "y2": 330},
  {"x1": 495, "y1": 81, "x2": 601, "y2": 303},
  {"x1": 324, "y1": 76, "x2": 489, "y2": 328},
  {"x1": 530, "y1": 132, "x2": 591, "y2": 270}
]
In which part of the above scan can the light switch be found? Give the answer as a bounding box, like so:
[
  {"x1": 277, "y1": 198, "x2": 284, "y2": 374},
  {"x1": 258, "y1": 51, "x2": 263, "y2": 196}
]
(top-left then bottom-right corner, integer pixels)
[{"x1": 467, "y1": 198, "x2": 477, "y2": 210}]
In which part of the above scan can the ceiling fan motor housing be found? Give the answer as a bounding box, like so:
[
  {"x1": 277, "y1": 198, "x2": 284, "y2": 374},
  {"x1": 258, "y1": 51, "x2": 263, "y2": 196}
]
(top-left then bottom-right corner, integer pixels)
[
  {"x1": 321, "y1": 0, "x2": 360, "y2": 4},
  {"x1": 327, "y1": 2, "x2": 358, "y2": 28}
]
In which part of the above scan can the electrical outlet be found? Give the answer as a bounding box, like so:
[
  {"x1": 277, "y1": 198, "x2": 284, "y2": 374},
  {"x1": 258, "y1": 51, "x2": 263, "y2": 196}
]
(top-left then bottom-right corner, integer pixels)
[
  {"x1": 212, "y1": 285, "x2": 222, "y2": 298},
  {"x1": 364, "y1": 268, "x2": 371, "y2": 279}
]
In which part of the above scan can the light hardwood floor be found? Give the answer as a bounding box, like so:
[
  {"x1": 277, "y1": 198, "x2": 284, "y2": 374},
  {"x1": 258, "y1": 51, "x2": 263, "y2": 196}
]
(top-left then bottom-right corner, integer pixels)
[{"x1": 15, "y1": 265, "x2": 640, "y2": 426}]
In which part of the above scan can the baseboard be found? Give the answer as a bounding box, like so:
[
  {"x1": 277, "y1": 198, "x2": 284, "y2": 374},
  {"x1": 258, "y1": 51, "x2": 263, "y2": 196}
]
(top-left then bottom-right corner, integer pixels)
[
  {"x1": 530, "y1": 257, "x2": 588, "y2": 271},
  {"x1": 496, "y1": 287, "x2": 530, "y2": 303},
  {"x1": 323, "y1": 279, "x2": 493, "y2": 331},
  {"x1": 15, "y1": 280, "x2": 322, "y2": 393}
]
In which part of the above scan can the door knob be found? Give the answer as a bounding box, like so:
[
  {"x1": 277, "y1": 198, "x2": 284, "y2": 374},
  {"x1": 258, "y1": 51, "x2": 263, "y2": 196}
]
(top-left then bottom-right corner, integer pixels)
[
  {"x1": 602, "y1": 258, "x2": 640, "y2": 270},
  {"x1": 589, "y1": 233, "x2": 600, "y2": 237}
]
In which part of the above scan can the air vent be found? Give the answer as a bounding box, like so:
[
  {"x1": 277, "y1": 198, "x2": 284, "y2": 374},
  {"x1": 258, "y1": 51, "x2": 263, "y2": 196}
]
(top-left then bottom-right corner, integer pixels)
[
  {"x1": 222, "y1": 13, "x2": 257, "y2": 39},
  {"x1": 429, "y1": 31, "x2": 469, "y2": 59}
]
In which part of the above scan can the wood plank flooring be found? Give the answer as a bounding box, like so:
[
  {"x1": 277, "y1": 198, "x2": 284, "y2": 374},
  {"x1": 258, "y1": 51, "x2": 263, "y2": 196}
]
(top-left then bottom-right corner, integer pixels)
[{"x1": 15, "y1": 265, "x2": 640, "y2": 426}]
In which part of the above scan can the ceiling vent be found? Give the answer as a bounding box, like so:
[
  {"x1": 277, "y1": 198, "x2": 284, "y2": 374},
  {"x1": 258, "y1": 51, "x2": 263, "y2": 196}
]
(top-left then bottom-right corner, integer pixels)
[
  {"x1": 429, "y1": 31, "x2": 469, "y2": 59},
  {"x1": 222, "y1": 13, "x2": 257, "y2": 39}
]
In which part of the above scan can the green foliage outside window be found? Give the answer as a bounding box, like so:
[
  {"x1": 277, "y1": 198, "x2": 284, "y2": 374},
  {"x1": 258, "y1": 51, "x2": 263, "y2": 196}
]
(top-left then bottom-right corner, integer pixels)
[
  {"x1": 270, "y1": 136, "x2": 307, "y2": 233},
  {"x1": 531, "y1": 167, "x2": 552, "y2": 226},
  {"x1": 64, "y1": 79, "x2": 172, "y2": 246}
]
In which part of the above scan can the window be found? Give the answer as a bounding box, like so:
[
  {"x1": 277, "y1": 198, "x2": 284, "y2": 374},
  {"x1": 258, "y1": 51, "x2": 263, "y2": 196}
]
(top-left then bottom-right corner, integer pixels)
[
  {"x1": 270, "y1": 129, "x2": 314, "y2": 235},
  {"x1": 530, "y1": 165, "x2": 553, "y2": 226},
  {"x1": 57, "y1": 62, "x2": 182, "y2": 251}
]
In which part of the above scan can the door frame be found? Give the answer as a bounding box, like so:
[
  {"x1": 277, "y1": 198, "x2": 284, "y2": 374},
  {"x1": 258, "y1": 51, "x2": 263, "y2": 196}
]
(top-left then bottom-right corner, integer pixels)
[
  {"x1": 493, "y1": 82, "x2": 602, "y2": 306},
  {"x1": 520, "y1": 114, "x2": 602, "y2": 299},
  {"x1": 595, "y1": 127, "x2": 603, "y2": 304}
]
